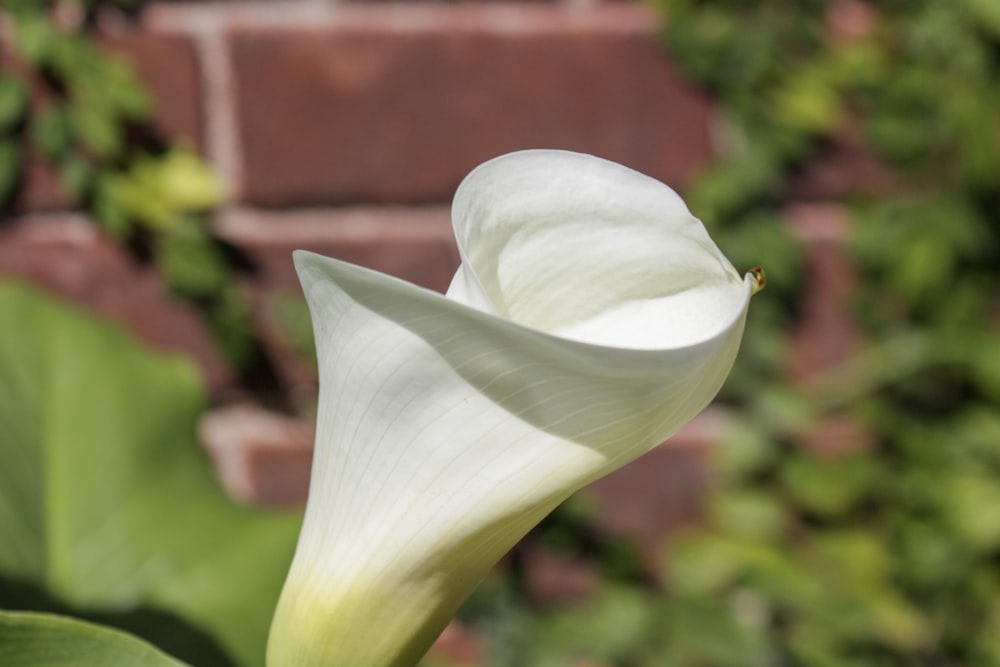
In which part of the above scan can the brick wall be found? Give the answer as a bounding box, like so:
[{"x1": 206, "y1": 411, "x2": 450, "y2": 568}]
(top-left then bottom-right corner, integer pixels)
[
  {"x1": 0, "y1": 6, "x2": 865, "y2": 650},
  {"x1": 4, "y1": 0, "x2": 720, "y2": 374},
  {"x1": 1, "y1": 3, "x2": 865, "y2": 659}
]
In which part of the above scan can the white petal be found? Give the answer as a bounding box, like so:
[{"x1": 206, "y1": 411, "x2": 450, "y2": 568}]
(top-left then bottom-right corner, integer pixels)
[
  {"x1": 448, "y1": 149, "x2": 744, "y2": 349},
  {"x1": 267, "y1": 150, "x2": 754, "y2": 667}
]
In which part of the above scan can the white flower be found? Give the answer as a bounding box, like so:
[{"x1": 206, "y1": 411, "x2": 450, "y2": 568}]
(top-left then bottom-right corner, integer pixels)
[{"x1": 267, "y1": 150, "x2": 758, "y2": 667}]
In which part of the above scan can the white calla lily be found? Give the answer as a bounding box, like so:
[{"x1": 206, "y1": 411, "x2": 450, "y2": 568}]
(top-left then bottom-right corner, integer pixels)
[{"x1": 267, "y1": 150, "x2": 759, "y2": 667}]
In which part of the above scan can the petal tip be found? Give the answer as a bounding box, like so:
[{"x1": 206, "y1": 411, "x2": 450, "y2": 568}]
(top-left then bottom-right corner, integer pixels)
[{"x1": 748, "y1": 266, "x2": 767, "y2": 295}]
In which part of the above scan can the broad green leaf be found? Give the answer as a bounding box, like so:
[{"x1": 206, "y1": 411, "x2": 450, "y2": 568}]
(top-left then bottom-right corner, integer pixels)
[
  {"x1": 0, "y1": 610, "x2": 189, "y2": 667},
  {"x1": 0, "y1": 282, "x2": 301, "y2": 667}
]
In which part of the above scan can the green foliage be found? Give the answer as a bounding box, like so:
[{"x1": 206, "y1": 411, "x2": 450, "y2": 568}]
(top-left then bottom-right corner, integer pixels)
[
  {"x1": 656, "y1": 2, "x2": 1000, "y2": 666},
  {"x1": 454, "y1": 2, "x2": 1000, "y2": 665},
  {"x1": 0, "y1": 282, "x2": 301, "y2": 667},
  {"x1": 0, "y1": 611, "x2": 190, "y2": 667}
]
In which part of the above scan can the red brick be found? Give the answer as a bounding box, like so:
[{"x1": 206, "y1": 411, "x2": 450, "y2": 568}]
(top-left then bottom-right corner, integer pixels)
[
  {"x1": 582, "y1": 408, "x2": 727, "y2": 576},
  {"x1": 199, "y1": 403, "x2": 313, "y2": 507},
  {"x1": 0, "y1": 214, "x2": 233, "y2": 390},
  {"x1": 785, "y1": 204, "x2": 874, "y2": 456},
  {"x1": 15, "y1": 155, "x2": 72, "y2": 213},
  {"x1": 785, "y1": 204, "x2": 862, "y2": 383},
  {"x1": 214, "y1": 206, "x2": 458, "y2": 293},
  {"x1": 521, "y1": 543, "x2": 599, "y2": 606},
  {"x1": 101, "y1": 30, "x2": 204, "y2": 150},
  {"x1": 226, "y1": 3, "x2": 713, "y2": 206},
  {"x1": 213, "y1": 206, "x2": 458, "y2": 396},
  {"x1": 428, "y1": 621, "x2": 487, "y2": 667},
  {"x1": 825, "y1": 0, "x2": 878, "y2": 44},
  {"x1": 787, "y1": 119, "x2": 899, "y2": 200},
  {"x1": 797, "y1": 413, "x2": 876, "y2": 457}
]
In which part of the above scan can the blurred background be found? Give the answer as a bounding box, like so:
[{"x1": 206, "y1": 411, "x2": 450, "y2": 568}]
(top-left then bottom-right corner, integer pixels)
[{"x1": 2, "y1": 0, "x2": 1000, "y2": 666}]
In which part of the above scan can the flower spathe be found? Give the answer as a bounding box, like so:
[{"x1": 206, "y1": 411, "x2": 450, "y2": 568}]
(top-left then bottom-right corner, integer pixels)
[{"x1": 267, "y1": 150, "x2": 757, "y2": 667}]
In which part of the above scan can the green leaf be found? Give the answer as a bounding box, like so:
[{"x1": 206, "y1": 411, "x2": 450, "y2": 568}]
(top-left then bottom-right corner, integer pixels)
[
  {"x1": 772, "y1": 73, "x2": 842, "y2": 134},
  {"x1": 941, "y1": 469, "x2": 1000, "y2": 553},
  {"x1": 69, "y1": 104, "x2": 122, "y2": 160},
  {"x1": 60, "y1": 46, "x2": 149, "y2": 122},
  {"x1": 533, "y1": 586, "x2": 653, "y2": 661},
  {"x1": 93, "y1": 175, "x2": 134, "y2": 237},
  {"x1": 157, "y1": 217, "x2": 229, "y2": 295},
  {"x1": 715, "y1": 417, "x2": 777, "y2": 482},
  {"x1": 712, "y1": 489, "x2": 787, "y2": 540},
  {"x1": 10, "y1": 13, "x2": 57, "y2": 65},
  {"x1": 814, "y1": 530, "x2": 890, "y2": 586},
  {"x1": 0, "y1": 75, "x2": 29, "y2": 132},
  {"x1": 30, "y1": 105, "x2": 73, "y2": 160},
  {"x1": 959, "y1": 0, "x2": 1000, "y2": 39},
  {"x1": 0, "y1": 140, "x2": 22, "y2": 204},
  {"x1": 0, "y1": 610, "x2": 190, "y2": 667},
  {"x1": 667, "y1": 533, "x2": 746, "y2": 596},
  {"x1": 0, "y1": 283, "x2": 301, "y2": 667},
  {"x1": 57, "y1": 153, "x2": 93, "y2": 200},
  {"x1": 666, "y1": 594, "x2": 773, "y2": 667},
  {"x1": 265, "y1": 293, "x2": 317, "y2": 366},
  {"x1": 156, "y1": 149, "x2": 224, "y2": 212},
  {"x1": 781, "y1": 453, "x2": 878, "y2": 519},
  {"x1": 108, "y1": 151, "x2": 222, "y2": 232}
]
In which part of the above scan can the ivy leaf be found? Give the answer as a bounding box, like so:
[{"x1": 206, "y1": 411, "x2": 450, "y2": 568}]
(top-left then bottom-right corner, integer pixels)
[
  {"x1": 712, "y1": 489, "x2": 787, "y2": 540},
  {"x1": 108, "y1": 151, "x2": 223, "y2": 232},
  {"x1": 0, "y1": 140, "x2": 22, "y2": 204},
  {"x1": 30, "y1": 104, "x2": 73, "y2": 160},
  {"x1": 0, "y1": 75, "x2": 29, "y2": 133},
  {"x1": 665, "y1": 594, "x2": 773, "y2": 667},
  {"x1": 0, "y1": 611, "x2": 190, "y2": 667},
  {"x1": 941, "y1": 470, "x2": 1000, "y2": 553},
  {"x1": 57, "y1": 152, "x2": 93, "y2": 199},
  {"x1": 10, "y1": 12, "x2": 57, "y2": 65},
  {"x1": 93, "y1": 174, "x2": 134, "y2": 238},
  {"x1": 156, "y1": 149, "x2": 224, "y2": 213},
  {"x1": 0, "y1": 283, "x2": 301, "y2": 667},
  {"x1": 781, "y1": 454, "x2": 878, "y2": 519},
  {"x1": 959, "y1": 0, "x2": 1000, "y2": 39},
  {"x1": 157, "y1": 216, "x2": 229, "y2": 295},
  {"x1": 69, "y1": 104, "x2": 122, "y2": 160}
]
